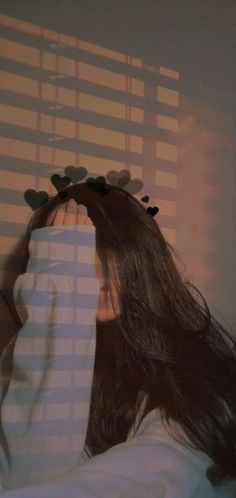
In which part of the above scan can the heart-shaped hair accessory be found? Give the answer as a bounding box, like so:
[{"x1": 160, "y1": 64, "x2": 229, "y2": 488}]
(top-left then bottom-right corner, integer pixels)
[
  {"x1": 51, "y1": 174, "x2": 71, "y2": 191},
  {"x1": 64, "y1": 166, "x2": 87, "y2": 184},
  {"x1": 86, "y1": 176, "x2": 110, "y2": 196},
  {"x1": 58, "y1": 190, "x2": 68, "y2": 199},
  {"x1": 23, "y1": 166, "x2": 158, "y2": 216},
  {"x1": 106, "y1": 170, "x2": 143, "y2": 194},
  {"x1": 24, "y1": 189, "x2": 49, "y2": 210},
  {"x1": 147, "y1": 206, "x2": 159, "y2": 217},
  {"x1": 122, "y1": 179, "x2": 143, "y2": 194},
  {"x1": 107, "y1": 169, "x2": 130, "y2": 187}
]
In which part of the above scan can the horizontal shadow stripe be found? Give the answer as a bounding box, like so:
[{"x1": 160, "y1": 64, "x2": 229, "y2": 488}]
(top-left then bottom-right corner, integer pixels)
[
  {"x1": 1, "y1": 27, "x2": 180, "y2": 90},
  {"x1": 0, "y1": 222, "x2": 28, "y2": 238},
  {"x1": 0, "y1": 223, "x2": 95, "y2": 247},
  {"x1": 0, "y1": 449, "x2": 89, "y2": 472},
  {"x1": 4, "y1": 385, "x2": 90, "y2": 404},
  {"x1": 0, "y1": 123, "x2": 144, "y2": 163},
  {"x1": 13, "y1": 288, "x2": 99, "y2": 308},
  {"x1": 1, "y1": 323, "x2": 99, "y2": 339},
  {"x1": 0, "y1": 123, "x2": 178, "y2": 168},
  {"x1": 0, "y1": 154, "x2": 178, "y2": 182},
  {"x1": 9, "y1": 354, "x2": 96, "y2": 371},
  {"x1": 3, "y1": 417, "x2": 89, "y2": 438},
  {"x1": 1, "y1": 60, "x2": 180, "y2": 115},
  {"x1": 0, "y1": 89, "x2": 178, "y2": 141},
  {"x1": 1, "y1": 255, "x2": 97, "y2": 277}
]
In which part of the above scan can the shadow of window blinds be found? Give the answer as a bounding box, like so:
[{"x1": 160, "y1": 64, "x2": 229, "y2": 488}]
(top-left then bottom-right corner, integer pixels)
[{"x1": 0, "y1": 13, "x2": 179, "y2": 299}]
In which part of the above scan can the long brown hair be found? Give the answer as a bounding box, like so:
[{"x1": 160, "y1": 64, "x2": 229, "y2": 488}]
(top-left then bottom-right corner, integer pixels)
[{"x1": 27, "y1": 181, "x2": 236, "y2": 487}]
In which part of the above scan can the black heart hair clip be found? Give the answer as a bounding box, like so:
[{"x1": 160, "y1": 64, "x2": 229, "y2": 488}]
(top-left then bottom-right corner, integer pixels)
[
  {"x1": 24, "y1": 167, "x2": 159, "y2": 217},
  {"x1": 141, "y1": 195, "x2": 159, "y2": 216}
]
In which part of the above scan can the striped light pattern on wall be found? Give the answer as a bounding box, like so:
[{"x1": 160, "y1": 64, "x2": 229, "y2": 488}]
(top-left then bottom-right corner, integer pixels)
[{"x1": 0, "y1": 14, "x2": 179, "y2": 334}]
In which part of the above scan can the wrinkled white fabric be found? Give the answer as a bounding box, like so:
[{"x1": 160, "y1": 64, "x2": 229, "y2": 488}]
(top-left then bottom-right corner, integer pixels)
[{"x1": 0, "y1": 225, "x2": 235, "y2": 497}]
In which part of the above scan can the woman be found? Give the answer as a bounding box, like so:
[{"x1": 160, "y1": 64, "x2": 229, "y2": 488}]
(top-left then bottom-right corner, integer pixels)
[{"x1": 0, "y1": 181, "x2": 236, "y2": 497}]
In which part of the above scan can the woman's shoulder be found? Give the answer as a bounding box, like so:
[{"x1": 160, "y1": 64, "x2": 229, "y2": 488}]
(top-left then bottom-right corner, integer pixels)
[
  {"x1": 128, "y1": 408, "x2": 236, "y2": 498},
  {"x1": 132, "y1": 407, "x2": 210, "y2": 466},
  {"x1": 78, "y1": 409, "x2": 216, "y2": 497},
  {"x1": 128, "y1": 407, "x2": 211, "y2": 474}
]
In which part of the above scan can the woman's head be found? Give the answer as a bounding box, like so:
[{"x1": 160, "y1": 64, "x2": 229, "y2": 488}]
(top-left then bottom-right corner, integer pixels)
[
  {"x1": 26, "y1": 181, "x2": 222, "y2": 397},
  {"x1": 27, "y1": 180, "x2": 236, "y2": 486},
  {"x1": 27, "y1": 180, "x2": 180, "y2": 327}
]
